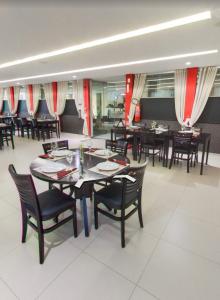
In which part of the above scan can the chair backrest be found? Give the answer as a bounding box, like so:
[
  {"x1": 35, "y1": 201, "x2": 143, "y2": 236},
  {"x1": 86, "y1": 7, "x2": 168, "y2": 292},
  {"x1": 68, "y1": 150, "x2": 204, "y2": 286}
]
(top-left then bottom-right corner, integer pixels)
[
  {"x1": 140, "y1": 131, "x2": 156, "y2": 146},
  {"x1": 173, "y1": 132, "x2": 192, "y2": 150},
  {"x1": 122, "y1": 161, "x2": 148, "y2": 204},
  {"x1": 8, "y1": 164, "x2": 41, "y2": 218},
  {"x1": 42, "y1": 140, "x2": 69, "y2": 154},
  {"x1": 112, "y1": 126, "x2": 127, "y2": 141},
  {"x1": 115, "y1": 140, "x2": 128, "y2": 157}
]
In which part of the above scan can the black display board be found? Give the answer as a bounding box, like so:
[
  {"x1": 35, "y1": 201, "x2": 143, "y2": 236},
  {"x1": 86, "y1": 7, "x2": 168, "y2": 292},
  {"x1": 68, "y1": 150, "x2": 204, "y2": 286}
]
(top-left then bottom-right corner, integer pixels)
[
  {"x1": 140, "y1": 98, "x2": 176, "y2": 121},
  {"x1": 62, "y1": 99, "x2": 78, "y2": 116},
  {"x1": 60, "y1": 99, "x2": 83, "y2": 134}
]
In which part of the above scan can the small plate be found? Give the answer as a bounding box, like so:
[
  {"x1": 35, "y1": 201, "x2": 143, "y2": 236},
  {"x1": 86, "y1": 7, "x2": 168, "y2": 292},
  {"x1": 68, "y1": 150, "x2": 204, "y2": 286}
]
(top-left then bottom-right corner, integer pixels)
[
  {"x1": 40, "y1": 164, "x2": 65, "y2": 173},
  {"x1": 97, "y1": 161, "x2": 119, "y2": 171},
  {"x1": 51, "y1": 150, "x2": 73, "y2": 157},
  {"x1": 94, "y1": 149, "x2": 112, "y2": 156}
]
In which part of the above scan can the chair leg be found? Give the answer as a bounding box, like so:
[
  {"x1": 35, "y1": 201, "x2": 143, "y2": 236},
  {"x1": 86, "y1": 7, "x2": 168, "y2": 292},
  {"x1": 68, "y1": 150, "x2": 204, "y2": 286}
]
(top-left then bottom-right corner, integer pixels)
[
  {"x1": 152, "y1": 149, "x2": 155, "y2": 166},
  {"x1": 121, "y1": 209, "x2": 125, "y2": 248},
  {"x1": 94, "y1": 200, "x2": 98, "y2": 229},
  {"x1": 38, "y1": 226, "x2": 44, "y2": 264},
  {"x1": 138, "y1": 196, "x2": 144, "y2": 228},
  {"x1": 73, "y1": 201, "x2": 78, "y2": 238},
  {"x1": 21, "y1": 211, "x2": 28, "y2": 243},
  {"x1": 169, "y1": 152, "x2": 174, "y2": 169},
  {"x1": 187, "y1": 155, "x2": 190, "y2": 173}
]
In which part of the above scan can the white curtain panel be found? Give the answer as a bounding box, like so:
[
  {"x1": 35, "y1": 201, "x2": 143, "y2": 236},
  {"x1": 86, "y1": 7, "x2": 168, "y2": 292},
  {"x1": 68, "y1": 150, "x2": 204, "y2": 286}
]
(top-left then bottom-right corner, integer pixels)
[
  {"x1": 57, "y1": 81, "x2": 68, "y2": 115},
  {"x1": 33, "y1": 84, "x2": 41, "y2": 114},
  {"x1": 73, "y1": 80, "x2": 84, "y2": 116},
  {"x1": 44, "y1": 83, "x2": 55, "y2": 116},
  {"x1": 190, "y1": 66, "x2": 217, "y2": 125},
  {"x1": 4, "y1": 88, "x2": 11, "y2": 112},
  {"x1": 128, "y1": 74, "x2": 146, "y2": 125},
  {"x1": 12, "y1": 86, "x2": 20, "y2": 114},
  {"x1": 174, "y1": 69, "x2": 187, "y2": 126},
  {"x1": 0, "y1": 87, "x2": 4, "y2": 112},
  {"x1": 25, "y1": 85, "x2": 32, "y2": 114}
]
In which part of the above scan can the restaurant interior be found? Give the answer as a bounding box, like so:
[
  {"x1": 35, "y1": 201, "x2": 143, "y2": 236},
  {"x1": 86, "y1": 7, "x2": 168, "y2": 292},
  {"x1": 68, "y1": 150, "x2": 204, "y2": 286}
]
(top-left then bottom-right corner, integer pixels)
[{"x1": 1, "y1": 1, "x2": 220, "y2": 299}]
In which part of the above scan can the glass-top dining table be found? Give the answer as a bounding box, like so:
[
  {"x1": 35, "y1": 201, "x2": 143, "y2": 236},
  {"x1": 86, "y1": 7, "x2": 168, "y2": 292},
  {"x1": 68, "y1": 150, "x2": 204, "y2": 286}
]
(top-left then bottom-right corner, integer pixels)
[{"x1": 30, "y1": 148, "x2": 130, "y2": 237}]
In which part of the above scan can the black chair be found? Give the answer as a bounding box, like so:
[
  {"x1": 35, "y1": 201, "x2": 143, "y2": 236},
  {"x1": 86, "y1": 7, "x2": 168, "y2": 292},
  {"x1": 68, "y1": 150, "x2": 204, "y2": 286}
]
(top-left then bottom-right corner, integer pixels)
[
  {"x1": 105, "y1": 139, "x2": 128, "y2": 157},
  {"x1": 8, "y1": 164, "x2": 77, "y2": 264},
  {"x1": 138, "y1": 132, "x2": 163, "y2": 166},
  {"x1": 42, "y1": 140, "x2": 69, "y2": 154},
  {"x1": 94, "y1": 161, "x2": 147, "y2": 248},
  {"x1": 169, "y1": 132, "x2": 194, "y2": 173},
  {"x1": 1, "y1": 125, "x2": 15, "y2": 149},
  {"x1": 16, "y1": 118, "x2": 31, "y2": 138}
]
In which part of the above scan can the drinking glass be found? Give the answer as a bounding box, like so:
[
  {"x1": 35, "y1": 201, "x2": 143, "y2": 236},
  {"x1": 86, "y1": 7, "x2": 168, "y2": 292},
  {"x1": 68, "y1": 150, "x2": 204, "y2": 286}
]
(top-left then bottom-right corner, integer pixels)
[{"x1": 66, "y1": 153, "x2": 73, "y2": 167}]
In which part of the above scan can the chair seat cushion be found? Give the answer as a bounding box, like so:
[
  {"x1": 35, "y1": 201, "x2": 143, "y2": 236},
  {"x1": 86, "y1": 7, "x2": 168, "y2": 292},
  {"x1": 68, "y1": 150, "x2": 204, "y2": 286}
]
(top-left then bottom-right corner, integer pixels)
[
  {"x1": 29, "y1": 188, "x2": 75, "y2": 221},
  {"x1": 94, "y1": 182, "x2": 135, "y2": 209}
]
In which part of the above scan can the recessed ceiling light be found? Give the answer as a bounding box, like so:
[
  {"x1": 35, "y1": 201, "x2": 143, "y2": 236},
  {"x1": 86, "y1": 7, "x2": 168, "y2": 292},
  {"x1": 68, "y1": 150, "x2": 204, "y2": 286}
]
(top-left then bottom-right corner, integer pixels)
[
  {"x1": 0, "y1": 49, "x2": 217, "y2": 84},
  {"x1": 0, "y1": 11, "x2": 211, "y2": 70},
  {"x1": 72, "y1": 75, "x2": 77, "y2": 79},
  {"x1": 186, "y1": 61, "x2": 191, "y2": 65},
  {"x1": 16, "y1": 82, "x2": 20, "y2": 85}
]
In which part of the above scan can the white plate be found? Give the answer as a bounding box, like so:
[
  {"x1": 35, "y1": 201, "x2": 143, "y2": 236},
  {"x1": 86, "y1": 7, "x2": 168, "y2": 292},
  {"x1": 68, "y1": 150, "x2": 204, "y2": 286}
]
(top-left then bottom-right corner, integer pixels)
[
  {"x1": 97, "y1": 161, "x2": 119, "y2": 171},
  {"x1": 129, "y1": 125, "x2": 140, "y2": 129},
  {"x1": 40, "y1": 164, "x2": 65, "y2": 173},
  {"x1": 51, "y1": 150, "x2": 73, "y2": 157},
  {"x1": 94, "y1": 149, "x2": 112, "y2": 156}
]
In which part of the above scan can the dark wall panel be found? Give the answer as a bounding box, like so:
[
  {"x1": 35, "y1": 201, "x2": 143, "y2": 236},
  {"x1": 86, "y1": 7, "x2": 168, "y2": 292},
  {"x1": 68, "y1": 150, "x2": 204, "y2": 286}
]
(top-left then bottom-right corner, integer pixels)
[
  {"x1": 140, "y1": 98, "x2": 176, "y2": 121},
  {"x1": 36, "y1": 100, "x2": 50, "y2": 116},
  {"x1": 17, "y1": 100, "x2": 28, "y2": 116},
  {"x1": 197, "y1": 97, "x2": 220, "y2": 124},
  {"x1": 60, "y1": 99, "x2": 84, "y2": 134},
  {"x1": 1, "y1": 100, "x2": 10, "y2": 114}
]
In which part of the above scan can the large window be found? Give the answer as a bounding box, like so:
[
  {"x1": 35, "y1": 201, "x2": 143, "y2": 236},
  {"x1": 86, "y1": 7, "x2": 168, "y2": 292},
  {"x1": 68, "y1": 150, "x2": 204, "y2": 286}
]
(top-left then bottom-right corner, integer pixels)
[
  {"x1": 143, "y1": 73, "x2": 174, "y2": 98},
  {"x1": 210, "y1": 69, "x2": 220, "y2": 97}
]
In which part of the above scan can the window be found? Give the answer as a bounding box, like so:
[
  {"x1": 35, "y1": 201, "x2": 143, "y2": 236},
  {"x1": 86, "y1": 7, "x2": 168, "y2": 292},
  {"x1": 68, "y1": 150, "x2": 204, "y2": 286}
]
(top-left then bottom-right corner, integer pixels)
[
  {"x1": 19, "y1": 86, "x2": 26, "y2": 100},
  {"x1": 210, "y1": 69, "x2": 220, "y2": 97},
  {"x1": 143, "y1": 73, "x2": 174, "y2": 98}
]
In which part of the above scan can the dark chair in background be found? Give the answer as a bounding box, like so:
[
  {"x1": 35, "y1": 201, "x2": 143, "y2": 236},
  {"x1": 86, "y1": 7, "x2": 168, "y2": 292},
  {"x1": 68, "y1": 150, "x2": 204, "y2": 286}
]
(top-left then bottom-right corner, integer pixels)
[
  {"x1": 42, "y1": 140, "x2": 69, "y2": 154},
  {"x1": 138, "y1": 132, "x2": 163, "y2": 166},
  {"x1": 169, "y1": 132, "x2": 194, "y2": 173},
  {"x1": 1, "y1": 125, "x2": 15, "y2": 149},
  {"x1": 8, "y1": 164, "x2": 77, "y2": 264},
  {"x1": 94, "y1": 161, "x2": 147, "y2": 248},
  {"x1": 105, "y1": 139, "x2": 128, "y2": 157}
]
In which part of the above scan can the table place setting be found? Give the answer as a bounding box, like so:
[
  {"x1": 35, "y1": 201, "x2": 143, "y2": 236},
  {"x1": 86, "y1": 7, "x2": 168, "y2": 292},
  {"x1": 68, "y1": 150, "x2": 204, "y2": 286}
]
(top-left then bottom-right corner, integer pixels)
[
  {"x1": 88, "y1": 160, "x2": 129, "y2": 176},
  {"x1": 84, "y1": 148, "x2": 118, "y2": 159},
  {"x1": 39, "y1": 150, "x2": 75, "y2": 161},
  {"x1": 34, "y1": 164, "x2": 78, "y2": 180}
]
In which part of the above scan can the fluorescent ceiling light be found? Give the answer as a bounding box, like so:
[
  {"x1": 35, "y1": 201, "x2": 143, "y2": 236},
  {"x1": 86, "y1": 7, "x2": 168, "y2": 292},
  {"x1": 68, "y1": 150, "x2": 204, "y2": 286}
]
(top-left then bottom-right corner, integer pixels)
[
  {"x1": 0, "y1": 49, "x2": 217, "y2": 84},
  {"x1": 0, "y1": 11, "x2": 211, "y2": 70}
]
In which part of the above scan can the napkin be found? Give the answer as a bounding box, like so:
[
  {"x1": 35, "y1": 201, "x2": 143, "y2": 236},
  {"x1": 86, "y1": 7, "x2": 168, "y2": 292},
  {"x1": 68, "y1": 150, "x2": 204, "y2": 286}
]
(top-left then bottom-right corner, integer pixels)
[
  {"x1": 57, "y1": 168, "x2": 77, "y2": 179},
  {"x1": 39, "y1": 154, "x2": 50, "y2": 159},
  {"x1": 108, "y1": 158, "x2": 127, "y2": 166}
]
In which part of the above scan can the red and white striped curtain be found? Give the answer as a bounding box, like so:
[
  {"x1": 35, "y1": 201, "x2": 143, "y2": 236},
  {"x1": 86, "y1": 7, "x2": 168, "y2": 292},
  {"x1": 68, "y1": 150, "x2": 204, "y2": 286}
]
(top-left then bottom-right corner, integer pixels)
[
  {"x1": 57, "y1": 81, "x2": 68, "y2": 116},
  {"x1": 25, "y1": 85, "x2": 34, "y2": 114},
  {"x1": 175, "y1": 66, "x2": 217, "y2": 126},
  {"x1": 82, "y1": 79, "x2": 91, "y2": 136},
  {"x1": 8, "y1": 86, "x2": 20, "y2": 114},
  {"x1": 44, "y1": 83, "x2": 55, "y2": 116}
]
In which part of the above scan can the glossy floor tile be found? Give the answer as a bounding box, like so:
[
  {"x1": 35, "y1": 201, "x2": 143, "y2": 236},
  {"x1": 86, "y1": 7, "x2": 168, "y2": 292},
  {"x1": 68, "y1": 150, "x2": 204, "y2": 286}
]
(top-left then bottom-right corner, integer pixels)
[{"x1": 0, "y1": 133, "x2": 220, "y2": 300}]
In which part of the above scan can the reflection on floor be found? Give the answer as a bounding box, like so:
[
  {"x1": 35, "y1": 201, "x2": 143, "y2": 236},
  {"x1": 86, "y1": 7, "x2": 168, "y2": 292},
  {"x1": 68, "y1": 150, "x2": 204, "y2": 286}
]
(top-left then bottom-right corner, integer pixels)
[{"x1": 0, "y1": 132, "x2": 220, "y2": 300}]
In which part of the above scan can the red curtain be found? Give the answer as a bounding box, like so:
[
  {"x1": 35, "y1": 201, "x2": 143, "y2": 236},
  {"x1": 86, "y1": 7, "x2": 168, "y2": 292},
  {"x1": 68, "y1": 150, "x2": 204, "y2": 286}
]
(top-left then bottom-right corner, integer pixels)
[
  {"x1": 52, "y1": 82, "x2": 57, "y2": 113},
  {"x1": 9, "y1": 86, "x2": 14, "y2": 112},
  {"x1": 83, "y1": 79, "x2": 91, "y2": 136},
  {"x1": 184, "y1": 67, "x2": 198, "y2": 120},
  {"x1": 28, "y1": 85, "x2": 34, "y2": 112},
  {"x1": 125, "y1": 74, "x2": 135, "y2": 124},
  {"x1": 134, "y1": 104, "x2": 141, "y2": 122}
]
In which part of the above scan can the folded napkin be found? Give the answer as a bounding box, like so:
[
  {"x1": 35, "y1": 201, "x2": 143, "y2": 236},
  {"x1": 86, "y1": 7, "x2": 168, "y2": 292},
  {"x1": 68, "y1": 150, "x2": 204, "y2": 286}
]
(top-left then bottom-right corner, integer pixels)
[
  {"x1": 39, "y1": 154, "x2": 50, "y2": 159},
  {"x1": 57, "y1": 168, "x2": 77, "y2": 180},
  {"x1": 108, "y1": 158, "x2": 127, "y2": 166},
  {"x1": 88, "y1": 148, "x2": 98, "y2": 152}
]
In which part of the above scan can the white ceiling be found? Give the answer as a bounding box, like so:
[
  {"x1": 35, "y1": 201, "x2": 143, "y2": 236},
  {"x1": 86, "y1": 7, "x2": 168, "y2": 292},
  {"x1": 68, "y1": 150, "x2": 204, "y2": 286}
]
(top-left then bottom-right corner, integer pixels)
[{"x1": 0, "y1": 0, "x2": 220, "y2": 86}]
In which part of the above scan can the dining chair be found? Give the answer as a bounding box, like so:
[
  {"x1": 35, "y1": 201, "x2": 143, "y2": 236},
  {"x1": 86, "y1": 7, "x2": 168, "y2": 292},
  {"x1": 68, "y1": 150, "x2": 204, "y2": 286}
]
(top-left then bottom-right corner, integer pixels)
[
  {"x1": 138, "y1": 131, "x2": 163, "y2": 166},
  {"x1": 169, "y1": 132, "x2": 194, "y2": 173},
  {"x1": 94, "y1": 161, "x2": 147, "y2": 248},
  {"x1": 105, "y1": 139, "x2": 128, "y2": 157},
  {"x1": 1, "y1": 125, "x2": 15, "y2": 149},
  {"x1": 42, "y1": 140, "x2": 69, "y2": 154},
  {"x1": 8, "y1": 164, "x2": 77, "y2": 264}
]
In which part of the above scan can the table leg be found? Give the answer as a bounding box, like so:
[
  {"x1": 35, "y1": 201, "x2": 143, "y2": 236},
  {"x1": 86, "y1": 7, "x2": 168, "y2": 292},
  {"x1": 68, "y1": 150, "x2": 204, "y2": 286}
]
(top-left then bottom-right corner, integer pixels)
[
  {"x1": 205, "y1": 139, "x2": 210, "y2": 165},
  {"x1": 133, "y1": 134, "x2": 138, "y2": 161},
  {"x1": 200, "y1": 141, "x2": 206, "y2": 175},
  {"x1": 80, "y1": 196, "x2": 89, "y2": 237}
]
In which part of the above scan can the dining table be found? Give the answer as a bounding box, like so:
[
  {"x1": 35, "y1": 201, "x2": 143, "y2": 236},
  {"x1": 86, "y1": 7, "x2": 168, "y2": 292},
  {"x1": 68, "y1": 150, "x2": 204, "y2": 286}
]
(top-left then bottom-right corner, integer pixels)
[
  {"x1": 30, "y1": 148, "x2": 130, "y2": 237},
  {"x1": 111, "y1": 126, "x2": 211, "y2": 175}
]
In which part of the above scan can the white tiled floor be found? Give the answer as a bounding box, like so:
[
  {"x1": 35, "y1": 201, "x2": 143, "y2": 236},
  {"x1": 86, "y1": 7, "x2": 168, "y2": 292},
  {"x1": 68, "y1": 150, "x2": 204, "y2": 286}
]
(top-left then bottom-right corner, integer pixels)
[{"x1": 1, "y1": 133, "x2": 220, "y2": 300}]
